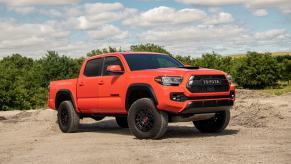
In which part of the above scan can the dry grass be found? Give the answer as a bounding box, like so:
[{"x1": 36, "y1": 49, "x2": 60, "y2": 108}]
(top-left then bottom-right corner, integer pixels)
[
  {"x1": 229, "y1": 51, "x2": 291, "y2": 58},
  {"x1": 261, "y1": 84, "x2": 291, "y2": 95}
]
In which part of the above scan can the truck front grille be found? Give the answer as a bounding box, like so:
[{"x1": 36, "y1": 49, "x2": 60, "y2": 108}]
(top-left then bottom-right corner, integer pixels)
[{"x1": 186, "y1": 75, "x2": 229, "y2": 93}]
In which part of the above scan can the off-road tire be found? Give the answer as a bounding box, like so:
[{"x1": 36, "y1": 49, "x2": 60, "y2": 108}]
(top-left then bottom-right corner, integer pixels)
[
  {"x1": 57, "y1": 101, "x2": 80, "y2": 133},
  {"x1": 115, "y1": 116, "x2": 128, "y2": 128},
  {"x1": 193, "y1": 110, "x2": 230, "y2": 133},
  {"x1": 128, "y1": 98, "x2": 168, "y2": 139}
]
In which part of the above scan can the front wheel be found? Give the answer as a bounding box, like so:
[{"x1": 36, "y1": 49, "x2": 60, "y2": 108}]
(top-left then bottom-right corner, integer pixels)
[
  {"x1": 127, "y1": 98, "x2": 168, "y2": 139},
  {"x1": 57, "y1": 101, "x2": 80, "y2": 133},
  {"x1": 193, "y1": 110, "x2": 230, "y2": 133}
]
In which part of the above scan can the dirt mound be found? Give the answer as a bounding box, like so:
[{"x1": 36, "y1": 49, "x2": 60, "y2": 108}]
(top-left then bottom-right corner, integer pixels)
[
  {"x1": 11, "y1": 111, "x2": 34, "y2": 120},
  {"x1": 236, "y1": 89, "x2": 273, "y2": 100},
  {"x1": 0, "y1": 116, "x2": 6, "y2": 121},
  {"x1": 0, "y1": 109, "x2": 56, "y2": 124},
  {"x1": 231, "y1": 101, "x2": 284, "y2": 128},
  {"x1": 0, "y1": 89, "x2": 290, "y2": 164}
]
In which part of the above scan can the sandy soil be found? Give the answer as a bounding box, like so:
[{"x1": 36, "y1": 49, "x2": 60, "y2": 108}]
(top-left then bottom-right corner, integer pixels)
[{"x1": 0, "y1": 90, "x2": 291, "y2": 164}]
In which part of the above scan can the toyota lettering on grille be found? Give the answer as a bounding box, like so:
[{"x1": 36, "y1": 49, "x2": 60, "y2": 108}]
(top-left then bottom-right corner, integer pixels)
[{"x1": 202, "y1": 79, "x2": 221, "y2": 85}]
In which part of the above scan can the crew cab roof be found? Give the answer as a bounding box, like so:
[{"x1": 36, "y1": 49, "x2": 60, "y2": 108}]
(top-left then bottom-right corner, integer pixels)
[{"x1": 87, "y1": 51, "x2": 167, "y2": 60}]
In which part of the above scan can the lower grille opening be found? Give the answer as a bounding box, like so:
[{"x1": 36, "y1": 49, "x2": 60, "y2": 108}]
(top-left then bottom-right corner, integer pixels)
[{"x1": 189, "y1": 100, "x2": 234, "y2": 108}]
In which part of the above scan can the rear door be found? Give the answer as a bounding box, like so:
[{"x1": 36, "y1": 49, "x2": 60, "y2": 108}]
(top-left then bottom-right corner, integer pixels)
[{"x1": 77, "y1": 57, "x2": 104, "y2": 112}]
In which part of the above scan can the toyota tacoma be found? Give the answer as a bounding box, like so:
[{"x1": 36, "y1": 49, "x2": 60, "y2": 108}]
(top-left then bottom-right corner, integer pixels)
[{"x1": 48, "y1": 52, "x2": 235, "y2": 139}]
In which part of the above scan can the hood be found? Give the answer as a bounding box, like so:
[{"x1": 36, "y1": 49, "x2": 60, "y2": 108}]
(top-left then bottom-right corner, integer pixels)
[{"x1": 130, "y1": 67, "x2": 226, "y2": 77}]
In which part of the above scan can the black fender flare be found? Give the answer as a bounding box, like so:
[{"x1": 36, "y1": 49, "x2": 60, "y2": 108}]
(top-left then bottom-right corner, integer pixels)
[
  {"x1": 125, "y1": 83, "x2": 158, "y2": 111},
  {"x1": 55, "y1": 89, "x2": 77, "y2": 111}
]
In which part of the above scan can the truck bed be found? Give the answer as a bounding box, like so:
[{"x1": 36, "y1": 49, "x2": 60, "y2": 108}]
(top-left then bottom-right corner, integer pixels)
[{"x1": 48, "y1": 78, "x2": 78, "y2": 109}]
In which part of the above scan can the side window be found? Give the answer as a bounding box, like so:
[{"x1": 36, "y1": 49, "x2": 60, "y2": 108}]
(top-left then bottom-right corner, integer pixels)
[
  {"x1": 103, "y1": 56, "x2": 124, "y2": 76},
  {"x1": 84, "y1": 58, "x2": 103, "y2": 77}
]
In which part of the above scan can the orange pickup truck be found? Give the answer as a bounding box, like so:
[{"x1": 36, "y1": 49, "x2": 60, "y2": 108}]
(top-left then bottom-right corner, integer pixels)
[{"x1": 48, "y1": 52, "x2": 235, "y2": 139}]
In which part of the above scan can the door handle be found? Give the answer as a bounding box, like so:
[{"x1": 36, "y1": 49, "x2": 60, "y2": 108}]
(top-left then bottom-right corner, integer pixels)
[
  {"x1": 79, "y1": 82, "x2": 84, "y2": 86},
  {"x1": 98, "y1": 81, "x2": 104, "y2": 85}
]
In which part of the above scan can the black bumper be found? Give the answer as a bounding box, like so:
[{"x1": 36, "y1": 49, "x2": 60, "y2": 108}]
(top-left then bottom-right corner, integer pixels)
[{"x1": 182, "y1": 99, "x2": 234, "y2": 114}]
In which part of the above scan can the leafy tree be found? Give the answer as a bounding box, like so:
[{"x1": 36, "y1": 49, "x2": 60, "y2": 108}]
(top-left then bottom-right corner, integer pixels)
[
  {"x1": 194, "y1": 52, "x2": 223, "y2": 69},
  {"x1": 279, "y1": 59, "x2": 291, "y2": 83},
  {"x1": 234, "y1": 52, "x2": 282, "y2": 89},
  {"x1": 130, "y1": 43, "x2": 172, "y2": 56},
  {"x1": 1, "y1": 45, "x2": 290, "y2": 110},
  {"x1": 36, "y1": 51, "x2": 82, "y2": 87},
  {"x1": 87, "y1": 46, "x2": 121, "y2": 57},
  {"x1": 175, "y1": 55, "x2": 192, "y2": 65},
  {"x1": 0, "y1": 54, "x2": 38, "y2": 110}
]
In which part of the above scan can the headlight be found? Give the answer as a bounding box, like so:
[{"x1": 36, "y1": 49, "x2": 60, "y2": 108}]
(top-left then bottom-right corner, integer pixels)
[
  {"x1": 154, "y1": 76, "x2": 183, "y2": 86},
  {"x1": 226, "y1": 74, "x2": 232, "y2": 83}
]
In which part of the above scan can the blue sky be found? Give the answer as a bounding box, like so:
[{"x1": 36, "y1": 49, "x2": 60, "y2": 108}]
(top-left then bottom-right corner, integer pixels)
[{"x1": 0, "y1": 0, "x2": 290, "y2": 58}]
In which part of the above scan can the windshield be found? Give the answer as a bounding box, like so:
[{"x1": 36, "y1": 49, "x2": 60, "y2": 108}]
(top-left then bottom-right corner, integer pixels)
[{"x1": 123, "y1": 54, "x2": 184, "y2": 71}]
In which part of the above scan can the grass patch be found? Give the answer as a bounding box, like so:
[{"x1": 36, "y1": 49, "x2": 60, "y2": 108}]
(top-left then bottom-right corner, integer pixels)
[
  {"x1": 229, "y1": 51, "x2": 291, "y2": 58},
  {"x1": 261, "y1": 84, "x2": 291, "y2": 96}
]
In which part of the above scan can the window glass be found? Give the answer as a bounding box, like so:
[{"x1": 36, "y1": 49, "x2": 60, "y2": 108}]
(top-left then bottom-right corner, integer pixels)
[
  {"x1": 123, "y1": 54, "x2": 183, "y2": 71},
  {"x1": 103, "y1": 56, "x2": 124, "y2": 76},
  {"x1": 84, "y1": 58, "x2": 103, "y2": 77}
]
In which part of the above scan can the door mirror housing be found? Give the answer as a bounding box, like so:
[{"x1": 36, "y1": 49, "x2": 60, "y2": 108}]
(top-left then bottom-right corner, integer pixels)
[{"x1": 106, "y1": 65, "x2": 124, "y2": 74}]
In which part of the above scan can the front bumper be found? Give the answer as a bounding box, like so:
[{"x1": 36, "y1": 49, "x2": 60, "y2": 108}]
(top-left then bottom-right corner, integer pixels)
[
  {"x1": 182, "y1": 99, "x2": 233, "y2": 114},
  {"x1": 155, "y1": 84, "x2": 235, "y2": 114}
]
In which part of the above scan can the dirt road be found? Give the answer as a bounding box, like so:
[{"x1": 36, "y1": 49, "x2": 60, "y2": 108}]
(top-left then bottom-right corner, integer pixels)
[{"x1": 0, "y1": 90, "x2": 290, "y2": 164}]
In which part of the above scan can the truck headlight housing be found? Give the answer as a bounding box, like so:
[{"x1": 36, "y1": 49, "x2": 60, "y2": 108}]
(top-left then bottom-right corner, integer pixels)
[
  {"x1": 154, "y1": 76, "x2": 183, "y2": 86},
  {"x1": 226, "y1": 74, "x2": 232, "y2": 84}
]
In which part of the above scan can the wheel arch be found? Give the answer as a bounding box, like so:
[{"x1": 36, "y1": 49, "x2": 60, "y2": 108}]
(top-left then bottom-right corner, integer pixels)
[
  {"x1": 125, "y1": 83, "x2": 158, "y2": 111},
  {"x1": 55, "y1": 89, "x2": 77, "y2": 111}
]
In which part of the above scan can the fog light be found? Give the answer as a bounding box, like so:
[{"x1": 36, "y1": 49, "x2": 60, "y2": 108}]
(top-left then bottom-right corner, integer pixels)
[
  {"x1": 230, "y1": 91, "x2": 235, "y2": 99},
  {"x1": 170, "y1": 93, "x2": 188, "y2": 102}
]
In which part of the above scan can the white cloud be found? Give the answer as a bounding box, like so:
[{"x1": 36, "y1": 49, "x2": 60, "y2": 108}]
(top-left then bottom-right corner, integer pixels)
[
  {"x1": 8, "y1": 6, "x2": 36, "y2": 14},
  {"x1": 176, "y1": 0, "x2": 291, "y2": 14},
  {"x1": 255, "y1": 29, "x2": 288, "y2": 40},
  {"x1": 204, "y1": 12, "x2": 233, "y2": 25},
  {"x1": 63, "y1": 2, "x2": 129, "y2": 30},
  {"x1": 246, "y1": 0, "x2": 291, "y2": 14},
  {"x1": 87, "y1": 25, "x2": 129, "y2": 40},
  {"x1": 67, "y1": 12, "x2": 123, "y2": 30},
  {"x1": 123, "y1": 6, "x2": 207, "y2": 27},
  {"x1": 0, "y1": 21, "x2": 70, "y2": 56},
  {"x1": 252, "y1": 9, "x2": 268, "y2": 16},
  {"x1": 0, "y1": 0, "x2": 79, "y2": 6},
  {"x1": 140, "y1": 25, "x2": 244, "y2": 43},
  {"x1": 84, "y1": 2, "x2": 123, "y2": 14},
  {"x1": 0, "y1": 2, "x2": 290, "y2": 57},
  {"x1": 176, "y1": 0, "x2": 242, "y2": 6},
  {"x1": 64, "y1": 7, "x2": 82, "y2": 16}
]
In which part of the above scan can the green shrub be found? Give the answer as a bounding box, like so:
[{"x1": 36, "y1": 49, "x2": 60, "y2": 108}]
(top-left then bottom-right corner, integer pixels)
[
  {"x1": 234, "y1": 52, "x2": 282, "y2": 89},
  {"x1": 0, "y1": 44, "x2": 289, "y2": 110}
]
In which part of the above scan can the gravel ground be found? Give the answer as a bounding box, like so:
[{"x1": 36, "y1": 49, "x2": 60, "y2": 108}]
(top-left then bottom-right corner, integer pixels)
[{"x1": 0, "y1": 89, "x2": 290, "y2": 164}]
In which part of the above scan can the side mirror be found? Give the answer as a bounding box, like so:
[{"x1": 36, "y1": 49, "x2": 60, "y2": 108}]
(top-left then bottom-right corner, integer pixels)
[
  {"x1": 106, "y1": 65, "x2": 124, "y2": 74},
  {"x1": 184, "y1": 64, "x2": 191, "y2": 67}
]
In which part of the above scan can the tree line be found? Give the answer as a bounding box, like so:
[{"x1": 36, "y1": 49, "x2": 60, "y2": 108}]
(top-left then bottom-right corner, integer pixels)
[{"x1": 0, "y1": 43, "x2": 290, "y2": 110}]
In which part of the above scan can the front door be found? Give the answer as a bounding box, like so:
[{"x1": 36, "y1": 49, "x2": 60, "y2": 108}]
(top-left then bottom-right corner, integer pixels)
[{"x1": 98, "y1": 56, "x2": 126, "y2": 113}]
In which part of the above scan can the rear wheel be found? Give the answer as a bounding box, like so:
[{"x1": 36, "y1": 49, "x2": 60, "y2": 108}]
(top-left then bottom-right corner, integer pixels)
[
  {"x1": 57, "y1": 101, "x2": 80, "y2": 133},
  {"x1": 128, "y1": 98, "x2": 168, "y2": 139},
  {"x1": 193, "y1": 110, "x2": 230, "y2": 133},
  {"x1": 115, "y1": 116, "x2": 128, "y2": 128}
]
